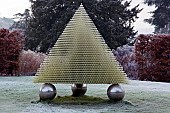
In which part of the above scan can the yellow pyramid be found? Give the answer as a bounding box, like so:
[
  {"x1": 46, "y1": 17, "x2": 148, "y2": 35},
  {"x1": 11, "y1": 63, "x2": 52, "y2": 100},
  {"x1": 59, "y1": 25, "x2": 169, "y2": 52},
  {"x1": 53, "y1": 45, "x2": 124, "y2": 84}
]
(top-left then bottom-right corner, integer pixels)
[{"x1": 34, "y1": 4, "x2": 128, "y2": 84}]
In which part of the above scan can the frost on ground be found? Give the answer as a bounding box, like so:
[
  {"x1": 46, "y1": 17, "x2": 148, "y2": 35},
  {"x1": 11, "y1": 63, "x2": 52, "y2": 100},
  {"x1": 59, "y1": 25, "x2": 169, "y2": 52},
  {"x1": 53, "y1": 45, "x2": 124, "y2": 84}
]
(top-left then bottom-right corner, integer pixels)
[{"x1": 0, "y1": 76, "x2": 170, "y2": 113}]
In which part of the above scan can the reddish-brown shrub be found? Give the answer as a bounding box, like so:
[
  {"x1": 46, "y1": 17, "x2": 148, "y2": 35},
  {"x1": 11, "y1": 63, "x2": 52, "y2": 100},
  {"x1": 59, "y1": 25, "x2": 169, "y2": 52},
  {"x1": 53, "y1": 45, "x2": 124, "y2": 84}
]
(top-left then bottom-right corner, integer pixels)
[
  {"x1": 18, "y1": 50, "x2": 46, "y2": 76},
  {"x1": 0, "y1": 29, "x2": 24, "y2": 76},
  {"x1": 135, "y1": 34, "x2": 170, "y2": 82}
]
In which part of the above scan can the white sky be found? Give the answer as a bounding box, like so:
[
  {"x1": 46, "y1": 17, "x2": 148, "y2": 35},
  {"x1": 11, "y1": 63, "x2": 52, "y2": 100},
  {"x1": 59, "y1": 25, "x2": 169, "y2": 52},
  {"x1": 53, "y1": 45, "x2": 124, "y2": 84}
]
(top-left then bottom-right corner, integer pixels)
[
  {"x1": 0, "y1": 0, "x2": 155, "y2": 34},
  {"x1": 129, "y1": 0, "x2": 155, "y2": 34},
  {"x1": 0, "y1": 0, "x2": 31, "y2": 18}
]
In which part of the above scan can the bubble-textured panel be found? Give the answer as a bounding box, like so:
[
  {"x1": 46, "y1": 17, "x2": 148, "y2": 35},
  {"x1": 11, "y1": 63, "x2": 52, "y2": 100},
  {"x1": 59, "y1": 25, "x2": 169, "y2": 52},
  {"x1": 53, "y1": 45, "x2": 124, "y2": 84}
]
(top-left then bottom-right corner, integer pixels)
[{"x1": 34, "y1": 4, "x2": 128, "y2": 84}]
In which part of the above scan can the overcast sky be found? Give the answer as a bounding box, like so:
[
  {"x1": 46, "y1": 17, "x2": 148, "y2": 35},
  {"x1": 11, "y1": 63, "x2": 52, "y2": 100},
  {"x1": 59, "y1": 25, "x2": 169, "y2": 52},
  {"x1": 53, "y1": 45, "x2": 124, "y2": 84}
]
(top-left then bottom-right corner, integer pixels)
[
  {"x1": 0, "y1": 0, "x2": 155, "y2": 34},
  {"x1": 130, "y1": 0, "x2": 155, "y2": 34},
  {"x1": 0, "y1": 0, "x2": 30, "y2": 18}
]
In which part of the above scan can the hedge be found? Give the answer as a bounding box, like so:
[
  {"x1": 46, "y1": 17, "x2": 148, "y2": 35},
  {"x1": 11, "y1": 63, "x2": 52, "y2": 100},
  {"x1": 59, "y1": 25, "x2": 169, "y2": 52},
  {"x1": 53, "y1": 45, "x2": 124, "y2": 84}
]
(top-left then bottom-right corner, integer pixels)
[
  {"x1": 135, "y1": 34, "x2": 170, "y2": 82},
  {"x1": 0, "y1": 29, "x2": 24, "y2": 76}
]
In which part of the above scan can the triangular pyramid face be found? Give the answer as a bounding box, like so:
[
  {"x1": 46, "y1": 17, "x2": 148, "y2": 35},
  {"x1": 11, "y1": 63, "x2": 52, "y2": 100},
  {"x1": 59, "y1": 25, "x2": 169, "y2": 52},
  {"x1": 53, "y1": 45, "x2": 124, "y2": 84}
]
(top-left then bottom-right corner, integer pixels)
[{"x1": 34, "y1": 4, "x2": 128, "y2": 84}]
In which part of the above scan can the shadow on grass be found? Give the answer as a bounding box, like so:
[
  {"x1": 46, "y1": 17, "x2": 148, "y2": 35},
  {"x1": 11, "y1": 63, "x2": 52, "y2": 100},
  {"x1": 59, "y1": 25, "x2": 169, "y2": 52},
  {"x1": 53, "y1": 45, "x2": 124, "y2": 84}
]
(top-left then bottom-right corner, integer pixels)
[{"x1": 32, "y1": 95, "x2": 134, "y2": 106}]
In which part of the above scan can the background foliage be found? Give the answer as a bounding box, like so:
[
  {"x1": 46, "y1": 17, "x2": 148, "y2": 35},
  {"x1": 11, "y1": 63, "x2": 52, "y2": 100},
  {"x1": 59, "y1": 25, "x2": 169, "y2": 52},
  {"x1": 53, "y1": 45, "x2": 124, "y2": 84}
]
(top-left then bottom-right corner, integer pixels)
[
  {"x1": 135, "y1": 34, "x2": 170, "y2": 82},
  {"x1": 18, "y1": 50, "x2": 46, "y2": 76},
  {"x1": 0, "y1": 29, "x2": 24, "y2": 76},
  {"x1": 113, "y1": 45, "x2": 138, "y2": 80},
  {"x1": 144, "y1": 0, "x2": 170, "y2": 34},
  {"x1": 10, "y1": 9, "x2": 30, "y2": 33}
]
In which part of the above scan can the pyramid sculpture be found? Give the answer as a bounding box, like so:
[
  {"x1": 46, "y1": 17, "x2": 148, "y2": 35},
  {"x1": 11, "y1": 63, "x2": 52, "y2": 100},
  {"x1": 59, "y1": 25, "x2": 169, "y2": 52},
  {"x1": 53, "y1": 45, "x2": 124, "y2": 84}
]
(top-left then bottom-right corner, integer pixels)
[{"x1": 34, "y1": 4, "x2": 128, "y2": 84}]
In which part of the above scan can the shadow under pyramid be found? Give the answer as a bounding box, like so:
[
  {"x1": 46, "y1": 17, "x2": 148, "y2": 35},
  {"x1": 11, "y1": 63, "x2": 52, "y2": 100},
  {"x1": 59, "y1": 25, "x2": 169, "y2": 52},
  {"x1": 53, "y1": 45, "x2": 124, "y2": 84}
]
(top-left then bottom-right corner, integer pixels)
[{"x1": 34, "y1": 4, "x2": 128, "y2": 84}]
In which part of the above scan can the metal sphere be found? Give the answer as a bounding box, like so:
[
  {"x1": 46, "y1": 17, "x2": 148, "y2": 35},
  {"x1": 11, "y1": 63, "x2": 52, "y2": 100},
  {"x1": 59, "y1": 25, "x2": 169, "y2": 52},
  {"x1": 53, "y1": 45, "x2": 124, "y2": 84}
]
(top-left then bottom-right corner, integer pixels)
[
  {"x1": 71, "y1": 84, "x2": 87, "y2": 97},
  {"x1": 39, "y1": 83, "x2": 57, "y2": 100},
  {"x1": 107, "y1": 84, "x2": 125, "y2": 101}
]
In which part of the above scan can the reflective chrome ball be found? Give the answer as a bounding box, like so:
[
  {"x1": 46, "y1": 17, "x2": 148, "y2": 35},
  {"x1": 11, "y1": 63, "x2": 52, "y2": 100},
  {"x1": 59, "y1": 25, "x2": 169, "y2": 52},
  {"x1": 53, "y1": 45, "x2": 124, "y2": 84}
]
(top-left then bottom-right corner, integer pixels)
[
  {"x1": 71, "y1": 84, "x2": 87, "y2": 97},
  {"x1": 107, "y1": 84, "x2": 125, "y2": 101},
  {"x1": 39, "y1": 83, "x2": 57, "y2": 100}
]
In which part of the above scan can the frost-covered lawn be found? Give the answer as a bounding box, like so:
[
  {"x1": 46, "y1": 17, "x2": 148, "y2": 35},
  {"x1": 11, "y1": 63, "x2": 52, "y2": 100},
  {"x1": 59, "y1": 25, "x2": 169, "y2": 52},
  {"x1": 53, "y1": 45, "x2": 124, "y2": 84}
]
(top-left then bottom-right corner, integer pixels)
[{"x1": 0, "y1": 76, "x2": 170, "y2": 113}]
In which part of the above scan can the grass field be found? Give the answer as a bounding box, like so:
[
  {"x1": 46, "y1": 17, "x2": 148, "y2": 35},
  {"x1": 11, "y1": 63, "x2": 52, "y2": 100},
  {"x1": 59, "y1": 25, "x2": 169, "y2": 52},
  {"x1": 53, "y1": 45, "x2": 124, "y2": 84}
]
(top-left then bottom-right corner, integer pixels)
[{"x1": 0, "y1": 76, "x2": 170, "y2": 113}]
